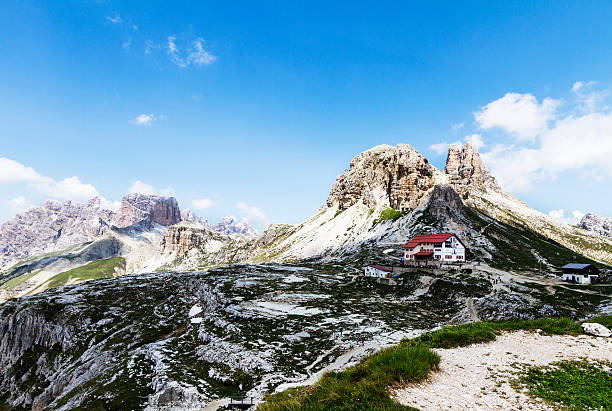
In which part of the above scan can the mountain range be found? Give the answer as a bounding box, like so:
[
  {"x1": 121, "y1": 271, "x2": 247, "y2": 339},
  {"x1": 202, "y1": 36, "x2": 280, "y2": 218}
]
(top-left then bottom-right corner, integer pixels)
[{"x1": 1, "y1": 142, "x2": 611, "y2": 302}]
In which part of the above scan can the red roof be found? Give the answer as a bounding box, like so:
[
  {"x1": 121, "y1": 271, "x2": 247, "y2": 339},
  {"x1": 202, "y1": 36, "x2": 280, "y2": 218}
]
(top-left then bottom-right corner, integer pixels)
[
  {"x1": 414, "y1": 251, "x2": 434, "y2": 256},
  {"x1": 402, "y1": 233, "x2": 455, "y2": 249},
  {"x1": 368, "y1": 265, "x2": 393, "y2": 272}
]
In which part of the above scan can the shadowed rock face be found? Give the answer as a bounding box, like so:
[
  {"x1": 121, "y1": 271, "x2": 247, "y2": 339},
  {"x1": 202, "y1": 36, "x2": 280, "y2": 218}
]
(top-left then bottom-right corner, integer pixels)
[
  {"x1": 326, "y1": 144, "x2": 439, "y2": 211},
  {"x1": 427, "y1": 185, "x2": 465, "y2": 220},
  {"x1": 579, "y1": 213, "x2": 612, "y2": 237},
  {"x1": 444, "y1": 142, "x2": 500, "y2": 195},
  {"x1": 113, "y1": 194, "x2": 181, "y2": 228}
]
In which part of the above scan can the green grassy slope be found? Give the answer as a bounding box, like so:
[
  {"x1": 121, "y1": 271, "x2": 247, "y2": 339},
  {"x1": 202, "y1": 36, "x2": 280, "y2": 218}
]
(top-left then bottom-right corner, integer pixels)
[{"x1": 41, "y1": 257, "x2": 126, "y2": 291}]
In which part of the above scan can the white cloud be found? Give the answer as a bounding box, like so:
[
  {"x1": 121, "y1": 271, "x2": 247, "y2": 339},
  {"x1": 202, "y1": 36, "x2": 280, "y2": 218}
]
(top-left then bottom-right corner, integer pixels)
[
  {"x1": 122, "y1": 38, "x2": 131, "y2": 50},
  {"x1": 464, "y1": 134, "x2": 485, "y2": 150},
  {"x1": 0, "y1": 158, "x2": 41, "y2": 183},
  {"x1": 128, "y1": 180, "x2": 174, "y2": 197},
  {"x1": 0, "y1": 158, "x2": 101, "y2": 201},
  {"x1": 100, "y1": 197, "x2": 121, "y2": 211},
  {"x1": 192, "y1": 198, "x2": 215, "y2": 210},
  {"x1": 128, "y1": 180, "x2": 156, "y2": 195},
  {"x1": 571, "y1": 81, "x2": 609, "y2": 113},
  {"x1": 451, "y1": 122, "x2": 464, "y2": 131},
  {"x1": 475, "y1": 82, "x2": 612, "y2": 193},
  {"x1": 106, "y1": 14, "x2": 123, "y2": 24},
  {"x1": 236, "y1": 202, "x2": 267, "y2": 225},
  {"x1": 483, "y1": 110, "x2": 612, "y2": 192},
  {"x1": 130, "y1": 113, "x2": 157, "y2": 126},
  {"x1": 475, "y1": 92, "x2": 560, "y2": 140},
  {"x1": 429, "y1": 135, "x2": 484, "y2": 155},
  {"x1": 548, "y1": 209, "x2": 584, "y2": 225},
  {"x1": 188, "y1": 38, "x2": 217, "y2": 66},
  {"x1": 8, "y1": 196, "x2": 34, "y2": 214}
]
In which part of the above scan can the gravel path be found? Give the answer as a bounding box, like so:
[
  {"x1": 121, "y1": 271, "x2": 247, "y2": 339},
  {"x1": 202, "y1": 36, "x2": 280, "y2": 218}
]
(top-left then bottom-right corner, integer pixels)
[{"x1": 392, "y1": 331, "x2": 612, "y2": 410}]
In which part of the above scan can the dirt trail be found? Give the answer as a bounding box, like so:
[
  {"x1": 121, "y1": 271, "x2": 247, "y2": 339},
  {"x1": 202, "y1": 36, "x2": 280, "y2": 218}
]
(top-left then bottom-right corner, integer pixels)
[{"x1": 393, "y1": 331, "x2": 612, "y2": 410}]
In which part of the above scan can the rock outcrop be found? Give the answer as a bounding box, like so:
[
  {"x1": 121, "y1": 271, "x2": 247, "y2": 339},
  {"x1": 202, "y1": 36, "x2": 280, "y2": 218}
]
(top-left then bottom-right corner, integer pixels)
[
  {"x1": 579, "y1": 213, "x2": 612, "y2": 238},
  {"x1": 444, "y1": 143, "x2": 500, "y2": 195},
  {"x1": 427, "y1": 185, "x2": 465, "y2": 220},
  {"x1": 113, "y1": 194, "x2": 181, "y2": 228},
  {"x1": 161, "y1": 222, "x2": 217, "y2": 255},
  {"x1": 0, "y1": 198, "x2": 115, "y2": 268},
  {"x1": 326, "y1": 144, "x2": 439, "y2": 211}
]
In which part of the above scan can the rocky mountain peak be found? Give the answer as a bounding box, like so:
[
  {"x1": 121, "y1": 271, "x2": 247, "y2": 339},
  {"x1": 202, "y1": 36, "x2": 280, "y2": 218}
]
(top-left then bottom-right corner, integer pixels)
[
  {"x1": 579, "y1": 213, "x2": 612, "y2": 237},
  {"x1": 113, "y1": 193, "x2": 181, "y2": 228},
  {"x1": 212, "y1": 216, "x2": 258, "y2": 237},
  {"x1": 181, "y1": 209, "x2": 209, "y2": 227},
  {"x1": 444, "y1": 142, "x2": 500, "y2": 195},
  {"x1": 326, "y1": 144, "x2": 439, "y2": 211},
  {"x1": 0, "y1": 198, "x2": 115, "y2": 268}
]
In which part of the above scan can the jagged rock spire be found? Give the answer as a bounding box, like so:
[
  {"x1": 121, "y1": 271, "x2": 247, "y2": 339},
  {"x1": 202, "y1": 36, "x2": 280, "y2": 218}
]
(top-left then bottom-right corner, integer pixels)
[{"x1": 444, "y1": 143, "x2": 500, "y2": 194}]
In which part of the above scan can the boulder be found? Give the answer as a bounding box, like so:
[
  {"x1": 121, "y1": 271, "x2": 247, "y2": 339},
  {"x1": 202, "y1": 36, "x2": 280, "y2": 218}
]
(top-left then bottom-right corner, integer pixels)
[{"x1": 581, "y1": 322, "x2": 611, "y2": 337}]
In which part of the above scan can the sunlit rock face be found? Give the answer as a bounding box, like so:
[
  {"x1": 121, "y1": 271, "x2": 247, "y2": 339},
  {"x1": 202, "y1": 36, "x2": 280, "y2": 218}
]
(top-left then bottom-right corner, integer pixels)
[
  {"x1": 444, "y1": 142, "x2": 500, "y2": 196},
  {"x1": 0, "y1": 197, "x2": 115, "y2": 268},
  {"x1": 113, "y1": 193, "x2": 181, "y2": 228},
  {"x1": 579, "y1": 213, "x2": 612, "y2": 237},
  {"x1": 326, "y1": 144, "x2": 439, "y2": 211}
]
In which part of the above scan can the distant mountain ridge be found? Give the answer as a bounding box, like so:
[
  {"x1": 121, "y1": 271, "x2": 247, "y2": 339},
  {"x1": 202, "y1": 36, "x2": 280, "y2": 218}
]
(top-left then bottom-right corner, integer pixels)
[
  {"x1": 1, "y1": 142, "x2": 611, "y2": 302},
  {"x1": 0, "y1": 194, "x2": 256, "y2": 270}
]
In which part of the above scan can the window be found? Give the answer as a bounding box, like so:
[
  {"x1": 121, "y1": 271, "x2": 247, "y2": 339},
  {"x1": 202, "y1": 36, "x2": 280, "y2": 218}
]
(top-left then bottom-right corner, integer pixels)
[
  {"x1": 445, "y1": 240, "x2": 452, "y2": 247},
  {"x1": 434, "y1": 242, "x2": 442, "y2": 247},
  {"x1": 445, "y1": 255, "x2": 452, "y2": 259}
]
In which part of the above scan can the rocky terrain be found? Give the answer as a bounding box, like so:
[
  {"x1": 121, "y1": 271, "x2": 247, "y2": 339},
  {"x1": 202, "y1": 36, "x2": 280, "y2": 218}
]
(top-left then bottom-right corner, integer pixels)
[
  {"x1": 0, "y1": 257, "x2": 609, "y2": 410},
  {"x1": 579, "y1": 212, "x2": 612, "y2": 238}
]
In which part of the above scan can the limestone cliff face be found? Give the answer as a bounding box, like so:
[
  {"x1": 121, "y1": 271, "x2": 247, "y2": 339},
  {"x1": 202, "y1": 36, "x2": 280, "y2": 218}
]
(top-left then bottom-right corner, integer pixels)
[
  {"x1": 444, "y1": 143, "x2": 500, "y2": 195},
  {"x1": 113, "y1": 194, "x2": 181, "y2": 228},
  {"x1": 326, "y1": 144, "x2": 440, "y2": 211},
  {"x1": 161, "y1": 222, "x2": 215, "y2": 255},
  {"x1": 579, "y1": 213, "x2": 612, "y2": 238}
]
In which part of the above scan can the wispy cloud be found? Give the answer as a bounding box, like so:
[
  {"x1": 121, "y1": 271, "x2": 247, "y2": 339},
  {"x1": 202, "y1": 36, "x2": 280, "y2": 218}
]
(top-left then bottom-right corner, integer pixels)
[
  {"x1": 106, "y1": 14, "x2": 123, "y2": 24},
  {"x1": 128, "y1": 180, "x2": 174, "y2": 197},
  {"x1": 166, "y1": 35, "x2": 217, "y2": 68},
  {"x1": 236, "y1": 202, "x2": 267, "y2": 225},
  {"x1": 548, "y1": 209, "x2": 584, "y2": 225},
  {"x1": 129, "y1": 113, "x2": 157, "y2": 126},
  {"x1": 429, "y1": 134, "x2": 485, "y2": 155},
  {"x1": 8, "y1": 196, "x2": 34, "y2": 214},
  {"x1": 192, "y1": 198, "x2": 215, "y2": 210}
]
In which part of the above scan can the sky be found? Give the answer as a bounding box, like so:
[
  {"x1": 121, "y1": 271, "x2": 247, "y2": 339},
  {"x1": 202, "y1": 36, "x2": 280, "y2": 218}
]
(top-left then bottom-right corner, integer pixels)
[{"x1": 2, "y1": 1, "x2": 612, "y2": 230}]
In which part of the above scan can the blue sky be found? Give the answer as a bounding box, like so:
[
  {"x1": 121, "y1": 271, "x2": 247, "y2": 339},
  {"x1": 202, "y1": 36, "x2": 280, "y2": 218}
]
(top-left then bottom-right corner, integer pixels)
[{"x1": 2, "y1": 1, "x2": 612, "y2": 229}]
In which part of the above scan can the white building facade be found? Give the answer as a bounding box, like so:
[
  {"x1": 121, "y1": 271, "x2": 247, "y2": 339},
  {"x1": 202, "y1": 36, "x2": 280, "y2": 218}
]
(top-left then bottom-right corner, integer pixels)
[{"x1": 403, "y1": 233, "x2": 466, "y2": 263}]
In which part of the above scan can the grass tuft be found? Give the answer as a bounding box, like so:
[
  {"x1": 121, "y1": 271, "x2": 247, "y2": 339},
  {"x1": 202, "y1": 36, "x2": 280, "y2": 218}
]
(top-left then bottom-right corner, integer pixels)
[{"x1": 520, "y1": 360, "x2": 612, "y2": 409}]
